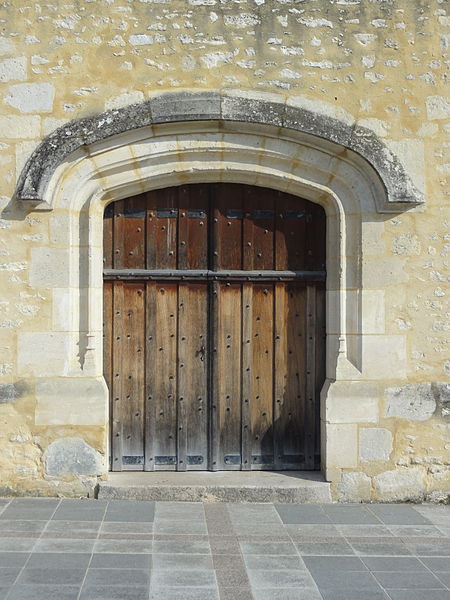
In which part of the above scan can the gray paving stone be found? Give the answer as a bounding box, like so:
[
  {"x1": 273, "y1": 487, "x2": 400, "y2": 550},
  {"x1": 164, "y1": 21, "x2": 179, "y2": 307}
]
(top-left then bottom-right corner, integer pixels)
[
  {"x1": 33, "y1": 538, "x2": 95, "y2": 553},
  {"x1": 320, "y1": 590, "x2": 390, "y2": 600},
  {"x1": 0, "y1": 520, "x2": 46, "y2": 533},
  {"x1": 231, "y1": 522, "x2": 288, "y2": 536},
  {"x1": 251, "y1": 590, "x2": 322, "y2": 600},
  {"x1": 435, "y1": 572, "x2": 450, "y2": 586},
  {"x1": 0, "y1": 552, "x2": 29, "y2": 568},
  {"x1": 0, "y1": 538, "x2": 36, "y2": 552},
  {"x1": 389, "y1": 525, "x2": 445, "y2": 537},
  {"x1": 247, "y1": 568, "x2": 317, "y2": 589},
  {"x1": 52, "y1": 500, "x2": 106, "y2": 521},
  {"x1": 275, "y1": 505, "x2": 331, "y2": 524},
  {"x1": 350, "y1": 541, "x2": 412, "y2": 556},
  {"x1": 0, "y1": 567, "x2": 21, "y2": 585},
  {"x1": 336, "y1": 525, "x2": 393, "y2": 537},
  {"x1": 295, "y1": 541, "x2": 355, "y2": 556},
  {"x1": 373, "y1": 570, "x2": 445, "y2": 589},
  {"x1": 149, "y1": 588, "x2": 219, "y2": 600},
  {"x1": 152, "y1": 539, "x2": 210, "y2": 554},
  {"x1": 26, "y1": 552, "x2": 91, "y2": 568},
  {"x1": 322, "y1": 506, "x2": 381, "y2": 525},
  {"x1": 90, "y1": 553, "x2": 152, "y2": 569},
  {"x1": 153, "y1": 520, "x2": 208, "y2": 535},
  {"x1": 152, "y1": 553, "x2": 213, "y2": 570},
  {"x1": 17, "y1": 567, "x2": 86, "y2": 585},
  {"x1": 80, "y1": 585, "x2": 150, "y2": 600},
  {"x1": 240, "y1": 541, "x2": 297, "y2": 556},
  {"x1": 420, "y1": 557, "x2": 450, "y2": 572},
  {"x1": 7, "y1": 584, "x2": 81, "y2": 600},
  {"x1": 405, "y1": 541, "x2": 450, "y2": 556},
  {"x1": 151, "y1": 569, "x2": 217, "y2": 587},
  {"x1": 0, "y1": 499, "x2": 59, "y2": 521},
  {"x1": 105, "y1": 500, "x2": 155, "y2": 522},
  {"x1": 367, "y1": 505, "x2": 432, "y2": 526},
  {"x1": 284, "y1": 524, "x2": 342, "y2": 538},
  {"x1": 310, "y1": 569, "x2": 382, "y2": 591},
  {"x1": 94, "y1": 539, "x2": 152, "y2": 554},
  {"x1": 303, "y1": 556, "x2": 367, "y2": 572},
  {"x1": 362, "y1": 556, "x2": 429, "y2": 571},
  {"x1": 243, "y1": 555, "x2": 305, "y2": 570},
  {"x1": 386, "y1": 592, "x2": 450, "y2": 600},
  {"x1": 99, "y1": 522, "x2": 153, "y2": 534},
  {"x1": 85, "y1": 568, "x2": 150, "y2": 586}
]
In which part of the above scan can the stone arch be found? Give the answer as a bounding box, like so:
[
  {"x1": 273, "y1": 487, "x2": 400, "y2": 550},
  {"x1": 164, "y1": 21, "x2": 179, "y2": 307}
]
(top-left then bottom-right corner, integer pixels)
[{"x1": 13, "y1": 91, "x2": 421, "y2": 483}]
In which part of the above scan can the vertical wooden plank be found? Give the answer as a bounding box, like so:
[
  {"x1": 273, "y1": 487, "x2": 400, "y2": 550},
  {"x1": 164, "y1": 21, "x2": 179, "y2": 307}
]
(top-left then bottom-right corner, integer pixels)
[
  {"x1": 178, "y1": 184, "x2": 209, "y2": 270},
  {"x1": 177, "y1": 283, "x2": 187, "y2": 471},
  {"x1": 146, "y1": 191, "x2": 158, "y2": 269},
  {"x1": 156, "y1": 187, "x2": 178, "y2": 269},
  {"x1": 120, "y1": 283, "x2": 145, "y2": 469},
  {"x1": 209, "y1": 280, "x2": 220, "y2": 470},
  {"x1": 275, "y1": 193, "x2": 307, "y2": 271},
  {"x1": 242, "y1": 187, "x2": 255, "y2": 271},
  {"x1": 283, "y1": 283, "x2": 307, "y2": 468},
  {"x1": 215, "y1": 183, "x2": 243, "y2": 270},
  {"x1": 251, "y1": 284, "x2": 274, "y2": 469},
  {"x1": 103, "y1": 203, "x2": 114, "y2": 270},
  {"x1": 103, "y1": 281, "x2": 113, "y2": 470},
  {"x1": 305, "y1": 203, "x2": 326, "y2": 271},
  {"x1": 215, "y1": 282, "x2": 242, "y2": 470},
  {"x1": 241, "y1": 283, "x2": 253, "y2": 470},
  {"x1": 178, "y1": 282, "x2": 208, "y2": 470},
  {"x1": 305, "y1": 284, "x2": 317, "y2": 469},
  {"x1": 153, "y1": 282, "x2": 178, "y2": 469},
  {"x1": 273, "y1": 282, "x2": 286, "y2": 470},
  {"x1": 111, "y1": 281, "x2": 124, "y2": 471},
  {"x1": 144, "y1": 281, "x2": 157, "y2": 471},
  {"x1": 248, "y1": 187, "x2": 276, "y2": 270},
  {"x1": 122, "y1": 195, "x2": 146, "y2": 269},
  {"x1": 113, "y1": 200, "x2": 124, "y2": 269}
]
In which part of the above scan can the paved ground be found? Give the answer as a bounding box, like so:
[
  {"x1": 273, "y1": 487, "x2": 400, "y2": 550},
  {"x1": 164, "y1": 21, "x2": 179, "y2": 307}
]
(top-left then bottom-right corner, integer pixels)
[{"x1": 0, "y1": 498, "x2": 449, "y2": 599}]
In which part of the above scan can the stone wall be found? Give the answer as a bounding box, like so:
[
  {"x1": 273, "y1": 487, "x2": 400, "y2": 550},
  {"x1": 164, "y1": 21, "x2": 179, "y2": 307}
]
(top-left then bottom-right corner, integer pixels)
[{"x1": 0, "y1": 0, "x2": 449, "y2": 500}]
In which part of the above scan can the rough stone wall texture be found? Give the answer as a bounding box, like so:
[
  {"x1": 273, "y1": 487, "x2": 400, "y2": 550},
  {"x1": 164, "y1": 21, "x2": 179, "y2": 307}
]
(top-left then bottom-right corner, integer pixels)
[{"x1": 0, "y1": 0, "x2": 449, "y2": 499}]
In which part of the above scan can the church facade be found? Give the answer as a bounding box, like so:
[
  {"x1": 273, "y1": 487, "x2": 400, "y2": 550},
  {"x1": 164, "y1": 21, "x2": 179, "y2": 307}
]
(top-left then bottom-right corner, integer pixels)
[{"x1": 0, "y1": 0, "x2": 448, "y2": 501}]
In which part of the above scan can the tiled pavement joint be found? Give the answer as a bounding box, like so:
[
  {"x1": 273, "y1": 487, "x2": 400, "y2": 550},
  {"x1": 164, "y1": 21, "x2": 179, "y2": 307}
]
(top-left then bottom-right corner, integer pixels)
[{"x1": 0, "y1": 499, "x2": 448, "y2": 599}]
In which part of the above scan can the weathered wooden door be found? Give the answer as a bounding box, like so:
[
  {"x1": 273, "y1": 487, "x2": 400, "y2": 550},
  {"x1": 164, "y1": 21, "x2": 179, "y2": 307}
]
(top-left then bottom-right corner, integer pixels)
[{"x1": 103, "y1": 184, "x2": 326, "y2": 471}]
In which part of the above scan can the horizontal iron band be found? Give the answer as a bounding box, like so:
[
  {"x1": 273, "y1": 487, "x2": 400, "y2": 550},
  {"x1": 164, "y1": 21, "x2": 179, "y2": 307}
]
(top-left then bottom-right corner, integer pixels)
[{"x1": 103, "y1": 269, "x2": 326, "y2": 282}]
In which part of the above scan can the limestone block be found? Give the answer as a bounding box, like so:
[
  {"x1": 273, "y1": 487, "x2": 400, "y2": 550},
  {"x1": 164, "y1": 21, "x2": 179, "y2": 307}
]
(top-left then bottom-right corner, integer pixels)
[
  {"x1": 325, "y1": 424, "x2": 358, "y2": 468},
  {"x1": 0, "y1": 57, "x2": 26, "y2": 82},
  {"x1": 384, "y1": 383, "x2": 436, "y2": 421},
  {"x1": 362, "y1": 335, "x2": 406, "y2": 379},
  {"x1": 35, "y1": 377, "x2": 108, "y2": 426},
  {"x1": 0, "y1": 115, "x2": 40, "y2": 139},
  {"x1": 29, "y1": 248, "x2": 70, "y2": 287},
  {"x1": 105, "y1": 91, "x2": 145, "y2": 110},
  {"x1": 0, "y1": 383, "x2": 19, "y2": 403},
  {"x1": 435, "y1": 382, "x2": 450, "y2": 418},
  {"x1": 426, "y1": 95, "x2": 450, "y2": 120},
  {"x1": 337, "y1": 472, "x2": 372, "y2": 502},
  {"x1": 359, "y1": 428, "x2": 393, "y2": 462},
  {"x1": 324, "y1": 381, "x2": 380, "y2": 423},
  {"x1": 4, "y1": 83, "x2": 54, "y2": 113},
  {"x1": 373, "y1": 467, "x2": 426, "y2": 502},
  {"x1": 346, "y1": 290, "x2": 386, "y2": 335},
  {"x1": 44, "y1": 437, "x2": 104, "y2": 477},
  {"x1": 17, "y1": 332, "x2": 70, "y2": 376}
]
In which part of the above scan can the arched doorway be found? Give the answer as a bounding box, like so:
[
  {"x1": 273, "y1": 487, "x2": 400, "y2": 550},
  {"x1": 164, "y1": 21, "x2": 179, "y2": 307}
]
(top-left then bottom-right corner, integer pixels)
[{"x1": 103, "y1": 183, "x2": 326, "y2": 472}]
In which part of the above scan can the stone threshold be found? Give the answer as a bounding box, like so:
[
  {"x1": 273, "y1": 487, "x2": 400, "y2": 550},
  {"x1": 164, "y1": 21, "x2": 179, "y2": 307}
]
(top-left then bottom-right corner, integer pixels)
[{"x1": 96, "y1": 470, "x2": 332, "y2": 503}]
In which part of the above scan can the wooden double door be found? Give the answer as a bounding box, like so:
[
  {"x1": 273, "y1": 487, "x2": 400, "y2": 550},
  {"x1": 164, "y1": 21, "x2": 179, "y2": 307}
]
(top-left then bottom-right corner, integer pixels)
[{"x1": 103, "y1": 184, "x2": 326, "y2": 471}]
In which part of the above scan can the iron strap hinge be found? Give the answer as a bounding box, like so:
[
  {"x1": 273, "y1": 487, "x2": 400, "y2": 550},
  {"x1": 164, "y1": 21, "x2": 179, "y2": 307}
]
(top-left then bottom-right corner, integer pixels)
[{"x1": 103, "y1": 269, "x2": 326, "y2": 282}]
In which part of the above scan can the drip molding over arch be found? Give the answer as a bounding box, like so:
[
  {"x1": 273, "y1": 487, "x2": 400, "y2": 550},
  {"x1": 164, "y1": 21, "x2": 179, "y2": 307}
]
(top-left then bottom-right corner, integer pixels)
[{"x1": 15, "y1": 90, "x2": 424, "y2": 213}]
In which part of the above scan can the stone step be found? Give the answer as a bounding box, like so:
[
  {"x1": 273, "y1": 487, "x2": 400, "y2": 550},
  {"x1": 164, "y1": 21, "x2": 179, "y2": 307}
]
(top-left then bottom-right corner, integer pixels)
[{"x1": 97, "y1": 471, "x2": 332, "y2": 503}]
